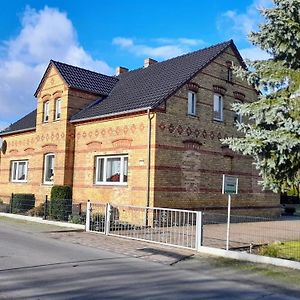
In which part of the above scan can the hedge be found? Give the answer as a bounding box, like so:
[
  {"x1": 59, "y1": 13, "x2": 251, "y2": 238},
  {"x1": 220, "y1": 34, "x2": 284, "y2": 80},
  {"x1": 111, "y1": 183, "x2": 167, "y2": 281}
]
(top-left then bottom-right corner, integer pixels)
[
  {"x1": 50, "y1": 185, "x2": 72, "y2": 221},
  {"x1": 11, "y1": 194, "x2": 35, "y2": 214}
]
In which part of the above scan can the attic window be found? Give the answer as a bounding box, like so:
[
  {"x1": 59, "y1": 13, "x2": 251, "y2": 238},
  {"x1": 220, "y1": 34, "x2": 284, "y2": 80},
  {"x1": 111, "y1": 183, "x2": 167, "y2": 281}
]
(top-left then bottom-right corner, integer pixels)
[
  {"x1": 55, "y1": 98, "x2": 61, "y2": 120},
  {"x1": 43, "y1": 101, "x2": 50, "y2": 123},
  {"x1": 188, "y1": 91, "x2": 197, "y2": 116},
  {"x1": 226, "y1": 61, "x2": 233, "y2": 83}
]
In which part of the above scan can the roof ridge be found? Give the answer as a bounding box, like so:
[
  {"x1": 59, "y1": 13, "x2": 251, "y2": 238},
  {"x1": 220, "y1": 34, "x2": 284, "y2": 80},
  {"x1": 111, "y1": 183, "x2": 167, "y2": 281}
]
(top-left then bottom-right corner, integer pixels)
[
  {"x1": 120, "y1": 40, "x2": 233, "y2": 75},
  {"x1": 152, "y1": 39, "x2": 232, "y2": 65},
  {"x1": 51, "y1": 60, "x2": 117, "y2": 80}
]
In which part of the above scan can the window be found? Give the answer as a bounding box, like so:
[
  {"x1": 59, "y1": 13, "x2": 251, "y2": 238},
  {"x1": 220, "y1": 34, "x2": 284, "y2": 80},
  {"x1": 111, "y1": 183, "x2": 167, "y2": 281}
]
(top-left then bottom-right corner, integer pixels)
[
  {"x1": 44, "y1": 153, "x2": 55, "y2": 184},
  {"x1": 43, "y1": 101, "x2": 50, "y2": 122},
  {"x1": 55, "y1": 98, "x2": 61, "y2": 120},
  {"x1": 188, "y1": 91, "x2": 197, "y2": 116},
  {"x1": 234, "y1": 101, "x2": 243, "y2": 123},
  {"x1": 227, "y1": 67, "x2": 233, "y2": 82},
  {"x1": 226, "y1": 61, "x2": 233, "y2": 82},
  {"x1": 213, "y1": 94, "x2": 223, "y2": 121},
  {"x1": 95, "y1": 155, "x2": 128, "y2": 185},
  {"x1": 11, "y1": 160, "x2": 28, "y2": 182}
]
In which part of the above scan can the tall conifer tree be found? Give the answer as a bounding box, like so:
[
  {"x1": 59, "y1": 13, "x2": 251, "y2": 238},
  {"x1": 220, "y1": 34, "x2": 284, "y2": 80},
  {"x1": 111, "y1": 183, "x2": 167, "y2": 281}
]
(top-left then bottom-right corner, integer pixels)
[{"x1": 223, "y1": 0, "x2": 300, "y2": 193}]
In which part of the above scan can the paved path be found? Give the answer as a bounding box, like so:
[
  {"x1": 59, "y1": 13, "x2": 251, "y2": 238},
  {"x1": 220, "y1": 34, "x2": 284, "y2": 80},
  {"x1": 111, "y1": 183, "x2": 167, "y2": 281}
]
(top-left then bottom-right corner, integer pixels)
[
  {"x1": 0, "y1": 218, "x2": 299, "y2": 299},
  {"x1": 203, "y1": 217, "x2": 300, "y2": 249}
]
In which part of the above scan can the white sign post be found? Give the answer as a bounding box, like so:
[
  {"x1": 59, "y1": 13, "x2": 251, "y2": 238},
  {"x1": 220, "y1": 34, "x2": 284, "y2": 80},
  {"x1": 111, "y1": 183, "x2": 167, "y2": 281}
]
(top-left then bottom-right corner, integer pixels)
[{"x1": 222, "y1": 175, "x2": 238, "y2": 251}]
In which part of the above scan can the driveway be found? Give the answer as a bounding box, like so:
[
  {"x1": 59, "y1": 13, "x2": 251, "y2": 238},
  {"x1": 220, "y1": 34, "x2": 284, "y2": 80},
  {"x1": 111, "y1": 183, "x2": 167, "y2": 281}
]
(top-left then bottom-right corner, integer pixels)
[{"x1": 0, "y1": 217, "x2": 299, "y2": 299}]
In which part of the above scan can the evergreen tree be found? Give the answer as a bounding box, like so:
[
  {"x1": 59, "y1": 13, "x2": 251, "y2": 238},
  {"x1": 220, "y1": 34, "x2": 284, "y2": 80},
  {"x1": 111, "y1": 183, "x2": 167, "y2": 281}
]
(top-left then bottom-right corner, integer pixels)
[{"x1": 223, "y1": 0, "x2": 300, "y2": 193}]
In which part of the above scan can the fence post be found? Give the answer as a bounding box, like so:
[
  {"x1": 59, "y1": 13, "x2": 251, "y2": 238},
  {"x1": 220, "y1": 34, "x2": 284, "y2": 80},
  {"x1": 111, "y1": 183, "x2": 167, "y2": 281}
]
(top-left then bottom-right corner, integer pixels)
[
  {"x1": 10, "y1": 193, "x2": 13, "y2": 213},
  {"x1": 105, "y1": 203, "x2": 111, "y2": 235},
  {"x1": 43, "y1": 195, "x2": 48, "y2": 220},
  {"x1": 86, "y1": 200, "x2": 91, "y2": 232},
  {"x1": 195, "y1": 211, "x2": 203, "y2": 251}
]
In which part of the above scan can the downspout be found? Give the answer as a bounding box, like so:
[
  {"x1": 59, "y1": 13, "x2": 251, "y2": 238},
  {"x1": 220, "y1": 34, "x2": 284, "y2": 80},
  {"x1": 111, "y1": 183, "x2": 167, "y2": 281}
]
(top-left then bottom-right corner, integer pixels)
[{"x1": 145, "y1": 109, "x2": 154, "y2": 225}]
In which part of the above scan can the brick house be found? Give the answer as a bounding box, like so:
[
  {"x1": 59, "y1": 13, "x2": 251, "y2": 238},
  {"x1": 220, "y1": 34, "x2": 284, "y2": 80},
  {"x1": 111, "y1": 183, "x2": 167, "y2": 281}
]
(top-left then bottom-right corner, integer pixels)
[{"x1": 0, "y1": 40, "x2": 280, "y2": 216}]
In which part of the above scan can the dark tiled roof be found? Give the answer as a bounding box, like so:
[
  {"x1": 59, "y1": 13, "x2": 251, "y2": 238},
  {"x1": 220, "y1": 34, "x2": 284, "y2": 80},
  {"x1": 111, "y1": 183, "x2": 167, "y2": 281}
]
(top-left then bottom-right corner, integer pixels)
[
  {"x1": 35, "y1": 60, "x2": 118, "y2": 97},
  {"x1": 2, "y1": 40, "x2": 243, "y2": 136},
  {"x1": 0, "y1": 109, "x2": 36, "y2": 136},
  {"x1": 71, "y1": 40, "x2": 235, "y2": 121}
]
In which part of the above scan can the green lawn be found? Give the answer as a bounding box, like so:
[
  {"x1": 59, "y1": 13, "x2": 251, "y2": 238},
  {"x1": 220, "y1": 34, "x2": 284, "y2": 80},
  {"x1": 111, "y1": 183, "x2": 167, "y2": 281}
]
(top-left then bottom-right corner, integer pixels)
[{"x1": 259, "y1": 241, "x2": 300, "y2": 261}]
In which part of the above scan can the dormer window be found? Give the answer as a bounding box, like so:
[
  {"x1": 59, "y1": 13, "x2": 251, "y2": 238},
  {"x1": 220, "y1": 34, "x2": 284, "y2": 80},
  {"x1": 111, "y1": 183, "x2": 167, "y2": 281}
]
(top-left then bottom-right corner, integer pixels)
[
  {"x1": 188, "y1": 91, "x2": 197, "y2": 116},
  {"x1": 55, "y1": 98, "x2": 61, "y2": 120},
  {"x1": 43, "y1": 101, "x2": 50, "y2": 123}
]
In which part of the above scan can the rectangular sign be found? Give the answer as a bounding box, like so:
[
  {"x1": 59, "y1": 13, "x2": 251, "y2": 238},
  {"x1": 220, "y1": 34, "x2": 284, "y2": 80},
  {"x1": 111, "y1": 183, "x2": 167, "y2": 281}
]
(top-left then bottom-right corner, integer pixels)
[{"x1": 222, "y1": 175, "x2": 238, "y2": 194}]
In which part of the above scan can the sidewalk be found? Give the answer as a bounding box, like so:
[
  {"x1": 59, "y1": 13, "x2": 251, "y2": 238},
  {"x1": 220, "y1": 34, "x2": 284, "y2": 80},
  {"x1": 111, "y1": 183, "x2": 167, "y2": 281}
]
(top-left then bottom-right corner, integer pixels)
[{"x1": 47, "y1": 230, "x2": 195, "y2": 265}]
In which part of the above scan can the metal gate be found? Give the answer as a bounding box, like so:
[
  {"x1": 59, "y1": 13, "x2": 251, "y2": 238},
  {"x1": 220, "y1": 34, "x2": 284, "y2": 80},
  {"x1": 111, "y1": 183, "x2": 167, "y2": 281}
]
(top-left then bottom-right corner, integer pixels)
[{"x1": 86, "y1": 202, "x2": 203, "y2": 250}]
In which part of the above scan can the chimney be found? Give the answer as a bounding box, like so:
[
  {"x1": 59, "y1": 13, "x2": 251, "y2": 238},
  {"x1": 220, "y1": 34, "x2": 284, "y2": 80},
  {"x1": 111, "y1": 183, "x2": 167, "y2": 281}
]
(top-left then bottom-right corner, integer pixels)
[
  {"x1": 116, "y1": 66, "x2": 128, "y2": 76},
  {"x1": 144, "y1": 58, "x2": 157, "y2": 68}
]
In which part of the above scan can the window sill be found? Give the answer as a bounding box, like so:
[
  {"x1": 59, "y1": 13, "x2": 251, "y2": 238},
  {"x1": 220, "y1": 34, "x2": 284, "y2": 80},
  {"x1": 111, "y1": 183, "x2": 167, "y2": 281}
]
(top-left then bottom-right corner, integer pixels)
[
  {"x1": 42, "y1": 182, "x2": 54, "y2": 186},
  {"x1": 94, "y1": 182, "x2": 128, "y2": 187},
  {"x1": 213, "y1": 118, "x2": 224, "y2": 123},
  {"x1": 187, "y1": 114, "x2": 199, "y2": 119},
  {"x1": 11, "y1": 181, "x2": 27, "y2": 184}
]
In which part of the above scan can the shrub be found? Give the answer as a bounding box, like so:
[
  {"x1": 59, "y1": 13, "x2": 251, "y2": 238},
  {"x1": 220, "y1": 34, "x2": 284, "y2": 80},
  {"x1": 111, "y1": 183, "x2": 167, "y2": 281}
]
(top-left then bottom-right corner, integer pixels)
[
  {"x1": 27, "y1": 203, "x2": 45, "y2": 217},
  {"x1": 0, "y1": 202, "x2": 9, "y2": 213},
  {"x1": 11, "y1": 194, "x2": 35, "y2": 214},
  {"x1": 68, "y1": 213, "x2": 86, "y2": 224},
  {"x1": 50, "y1": 185, "x2": 72, "y2": 200},
  {"x1": 50, "y1": 185, "x2": 72, "y2": 221},
  {"x1": 259, "y1": 243, "x2": 280, "y2": 257}
]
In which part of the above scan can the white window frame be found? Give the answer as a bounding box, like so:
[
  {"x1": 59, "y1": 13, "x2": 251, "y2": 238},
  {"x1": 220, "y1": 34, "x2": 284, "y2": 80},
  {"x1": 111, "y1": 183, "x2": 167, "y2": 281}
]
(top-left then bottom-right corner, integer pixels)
[
  {"x1": 188, "y1": 91, "x2": 197, "y2": 116},
  {"x1": 213, "y1": 94, "x2": 224, "y2": 121},
  {"x1": 95, "y1": 155, "x2": 128, "y2": 185},
  {"x1": 11, "y1": 160, "x2": 28, "y2": 183},
  {"x1": 55, "y1": 98, "x2": 61, "y2": 120},
  {"x1": 43, "y1": 153, "x2": 55, "y2": 184},
  {"x1": 43, "y1": 101, "x2": 50, "y2": 123}
]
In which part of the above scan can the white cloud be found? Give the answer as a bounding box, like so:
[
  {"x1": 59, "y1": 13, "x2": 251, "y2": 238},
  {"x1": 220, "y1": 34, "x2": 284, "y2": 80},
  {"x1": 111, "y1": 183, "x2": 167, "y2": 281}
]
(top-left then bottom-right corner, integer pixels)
[
  {"x1": 112, "y1": 37, "x2": 205, "y2": 60},
  {"x1": 240, "y1": 47, "x2": 271, "y2": 61},
  {"x1": 218, "y1": 0, "x2": 274, "y2": 39},
  {"x1": 0, "y1": 6, "x2": 112, "y2": 125}
]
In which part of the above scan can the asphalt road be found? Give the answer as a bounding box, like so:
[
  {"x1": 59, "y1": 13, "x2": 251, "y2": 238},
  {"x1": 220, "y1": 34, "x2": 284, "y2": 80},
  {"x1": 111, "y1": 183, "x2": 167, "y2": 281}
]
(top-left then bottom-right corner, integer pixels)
[{"x1": 0, "y1": 221, "x2": 298, "y2": 299}]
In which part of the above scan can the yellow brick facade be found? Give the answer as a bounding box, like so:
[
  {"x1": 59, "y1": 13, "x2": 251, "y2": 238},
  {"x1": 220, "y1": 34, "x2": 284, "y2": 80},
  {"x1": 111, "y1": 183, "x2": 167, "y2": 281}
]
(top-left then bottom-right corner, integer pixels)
[{"x1": 0, "y1": 47, "x2": 280, "y2": 217}]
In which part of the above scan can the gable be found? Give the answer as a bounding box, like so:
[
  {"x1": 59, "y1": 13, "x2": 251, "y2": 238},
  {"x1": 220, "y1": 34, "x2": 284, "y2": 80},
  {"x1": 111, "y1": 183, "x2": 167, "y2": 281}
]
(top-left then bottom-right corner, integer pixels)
[
  {"x1": 35, "y1": 64, "x2": 67, "y2": 98},
  {"x1": 35, "y1": 60, "x2": 118, "y2": 98}
]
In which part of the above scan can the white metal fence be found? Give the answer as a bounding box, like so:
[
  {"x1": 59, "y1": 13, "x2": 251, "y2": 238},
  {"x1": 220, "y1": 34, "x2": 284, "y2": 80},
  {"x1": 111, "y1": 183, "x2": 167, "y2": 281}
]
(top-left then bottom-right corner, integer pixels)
[
  {"x1": 86, "y1": 202, "x2": 107, "y2": 234},
  {"x1": 86, "y1": 202, "x2": 203, "y2": 250},
  {"x1": 85, "y1": 202, "x2": 300, "y2": 261},
  {"x1": 202, "y1": 212, "x2": 300, "y2": 252}
]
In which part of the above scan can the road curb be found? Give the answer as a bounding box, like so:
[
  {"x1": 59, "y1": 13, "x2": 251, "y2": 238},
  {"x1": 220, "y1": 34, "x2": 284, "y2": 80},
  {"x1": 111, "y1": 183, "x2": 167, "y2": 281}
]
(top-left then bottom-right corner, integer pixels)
[
  {"x1": 0, "y1": 212, "x2": 85, "y2": 230},
  {"x1": 198, "y1": 246, "x2": 300, "y2": 270}
]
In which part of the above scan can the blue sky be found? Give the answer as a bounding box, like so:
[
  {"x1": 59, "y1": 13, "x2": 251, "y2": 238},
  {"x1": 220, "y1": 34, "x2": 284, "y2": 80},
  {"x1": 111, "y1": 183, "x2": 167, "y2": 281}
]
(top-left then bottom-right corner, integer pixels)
[{"x1": 0, "y1": 0, "x2": 273, "y2": 129}]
